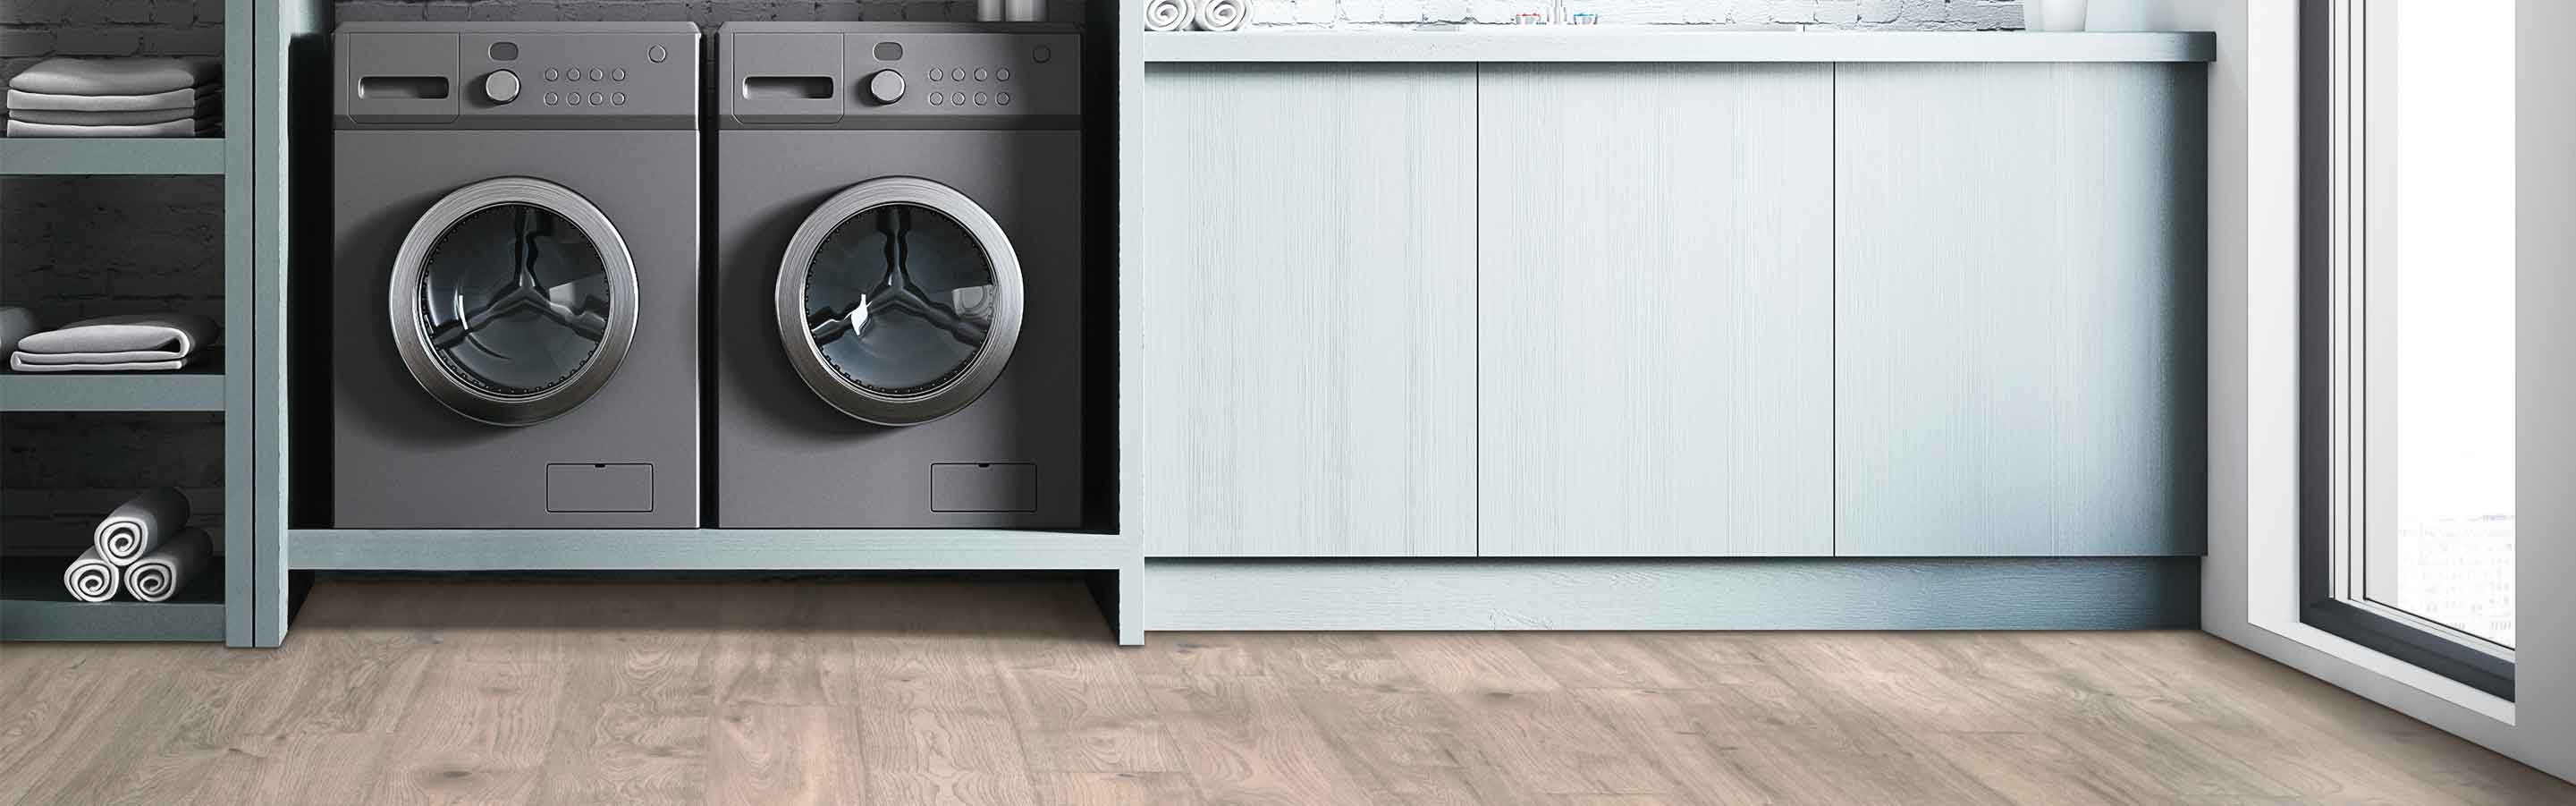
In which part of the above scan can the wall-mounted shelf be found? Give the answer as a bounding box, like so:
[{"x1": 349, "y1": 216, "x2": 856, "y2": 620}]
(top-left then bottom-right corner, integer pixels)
[
  {"x1": 0, "y1": 137, "x2": 229, "y2": 175},
  {"x1": 0, "y1": 361, "x2": 227, "y2": 411},
  {"x1": 0, "y1": 557, "x2": 226, "y2": 641},
  {"x1": 1140, "y1": 30, "x2": 2218, "y2": 64}
]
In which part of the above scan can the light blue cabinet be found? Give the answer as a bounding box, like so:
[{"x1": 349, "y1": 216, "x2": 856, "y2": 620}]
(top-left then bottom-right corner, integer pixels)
[
  {"x1": 1832, "y1": 64, "x2": 2208, "y2": 557},
  {"x1": 1475, "y1": 64, "x2": 1836, "y2": 557}
]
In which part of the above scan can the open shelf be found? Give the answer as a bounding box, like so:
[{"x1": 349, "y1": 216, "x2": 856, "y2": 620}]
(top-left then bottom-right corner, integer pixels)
[
  {"x1": 0, "y1": 137, "x2": 228, "y2": 175},
  {"x1": 0, "y1": 358, "x2": 226, "y2": 411},
  {"x1": 0, "y1": 556, "x2": 225, "y2": 641}
]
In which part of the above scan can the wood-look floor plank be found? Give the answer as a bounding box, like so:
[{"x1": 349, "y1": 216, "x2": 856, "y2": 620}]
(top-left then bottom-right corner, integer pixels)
[{"x1": 0, "y1": 583, "x2": 2569, "y2": 806}]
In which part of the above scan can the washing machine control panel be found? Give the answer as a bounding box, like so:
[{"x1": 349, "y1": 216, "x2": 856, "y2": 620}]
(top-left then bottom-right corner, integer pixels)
[
  {"x1": 722, "y1": 29, "x2": 1082, "y2": 127},
  {"x1": 336, "y1": 26, "x2": 699, "y2": 128}
]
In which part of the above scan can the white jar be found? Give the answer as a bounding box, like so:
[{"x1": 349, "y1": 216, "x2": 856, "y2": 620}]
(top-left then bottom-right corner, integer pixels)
[{"x1": 2029, "y1": 0, "x2": 2090, "y2": 31}]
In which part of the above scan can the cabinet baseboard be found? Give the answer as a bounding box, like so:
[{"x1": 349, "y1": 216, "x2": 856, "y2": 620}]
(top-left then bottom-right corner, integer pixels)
[{"x1": 1144, "y1": 557, "x2": 2197, "y2": 632}]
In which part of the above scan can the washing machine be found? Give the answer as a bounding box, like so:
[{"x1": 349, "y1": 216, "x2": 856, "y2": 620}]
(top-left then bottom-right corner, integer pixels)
[
  {"x1": 714, "y1": 23, "x2": 1085, "y2": 528},
  {"x1": 331, "y1": 22, "x2": 700, "y2": 528}
]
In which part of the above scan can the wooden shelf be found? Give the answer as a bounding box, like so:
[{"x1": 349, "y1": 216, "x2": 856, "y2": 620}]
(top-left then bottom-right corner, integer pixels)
[
  {"x1": 0, "y1": 137, "x2": 228, "y2": 175},
  {"x1": 0, "y1": 557, "x2": 226, "y2": 641},
  {"x1": 0, "y1": 359, "x2": 225, "y2": 411}
]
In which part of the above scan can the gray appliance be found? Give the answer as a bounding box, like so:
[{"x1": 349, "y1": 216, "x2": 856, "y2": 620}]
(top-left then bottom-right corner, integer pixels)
[
  {"x1": 331, "y1": 22, "x2": 700, "y2": 528},
  {"x1": 714, "y1": 23, "x2": 1085, "y2": 528}
]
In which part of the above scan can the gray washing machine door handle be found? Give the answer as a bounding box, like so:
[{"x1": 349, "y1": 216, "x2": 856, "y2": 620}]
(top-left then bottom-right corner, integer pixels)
[
  {"x1": 387, "y1": 175, "x2": 641, "y2": 427},
  {"x1": 774, "y1": 176, "x2": 1025, "y2": 428}
]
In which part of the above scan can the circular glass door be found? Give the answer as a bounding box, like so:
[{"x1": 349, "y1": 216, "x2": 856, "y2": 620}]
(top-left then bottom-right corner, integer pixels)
[
  {"x1": 775, "y1": 177, "x2": 1025, "y2": 427},
  {"x1": 387, "y1": 176, "x2": 639, "y2": 426}
]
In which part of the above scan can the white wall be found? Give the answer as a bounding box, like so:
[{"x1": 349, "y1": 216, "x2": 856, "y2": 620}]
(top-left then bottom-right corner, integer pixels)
[{"x1": 2116, "y1": 0, "x2": 2575, "y2": 783}]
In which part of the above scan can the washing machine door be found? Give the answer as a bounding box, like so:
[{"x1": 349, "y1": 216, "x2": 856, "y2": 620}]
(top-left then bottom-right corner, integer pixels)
[
  {"x1": 387, "y1": 176, "x2": 639, "y2": 427},
  {"x1": 775, "y1": 176, "x2": 1025, "y2": 427}
]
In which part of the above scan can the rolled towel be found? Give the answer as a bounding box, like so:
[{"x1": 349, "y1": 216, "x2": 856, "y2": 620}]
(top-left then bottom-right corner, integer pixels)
[
  {"x1": 0, "y1": 307, "x2": 38, "y2": 356},
  {"x1": 6, "y1": 118, "x2": 219, "y2": 138},
  {"x1": 1191, "y1": 0, "x2": 1244, "y2": 31},
  {"x1": 63, "y1": 548, "x2": 121, "y2": 603},
  {"x1": 95, "y1": 487, "x2": 193, "y2": 566},
  {"x1": 10, "y1": 97, "x2": 222, "y2": 126},
  {"x1": 7, "y1": 85, "x2": 217, "y2": 113},
  {"x1": 1145, "y1": 0, "x2": 1194, "y2": 30},
  {"x1": 16, "y1": 314, "x2": 220, "y2": 361},
  {"x1": 123, "y1": 528, "x2": 215, "y2": 603},
  {"x1": 7, "y1": 57, "x2": 221, "y2": 97}
]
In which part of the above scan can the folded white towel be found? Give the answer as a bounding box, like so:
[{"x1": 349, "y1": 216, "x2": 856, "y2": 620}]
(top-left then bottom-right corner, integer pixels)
[
  {"x1": 0, "y1": 308, "x2": 37, "y2": 356},
  {"x1": 17, "y1": 313, "x2": 220, "y2": 359},
  {"x1": 123, "y1": 528, "x2": 214, "y2": 603},
  {"x1": 10, "y1": 98, "x2": 221, "y2": 126},
  {"x1": 9, "y1": 356, "x2": 192, "y2": 372},
  {"x1": 7, "y1": 85, "x2": 217, "y2": 113},
  {"x1": 1191, "y1": 0, "x2": 1244, "y2": 30},
  {"x1": 6, "y1": 118, "x2": 218, "y2": 138},
  {"x1": 8, "y1": 57, "x2": 221, "y2": 97},
  {"x1": 63, "y1": 547, "x2": 122, "y2": 603},
  {"x1": 94, "y1": 487, "x2": 193, "y2": 566},
  {"x1": 1145, "y1": 0, "x2": 1194, "y2": 30}
]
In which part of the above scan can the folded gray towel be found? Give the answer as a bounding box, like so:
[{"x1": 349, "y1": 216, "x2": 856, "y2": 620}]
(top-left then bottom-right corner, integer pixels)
[
  {"x1": 6, "y1": 118, "x2": 218, "y2": 138},
  {"x1": 17, "y1": 313, "x2": 219, "y2": 358},
  {"x1": 9, "y1": 356, "x2": 192, "y2": 372},
  {"x1": 7, "y1": 57, "x2": 221, "y2": 97},
  {"x1": 124, "y1": 528, "x2": 215, "y2": 603},
  {"x1": 10, "y1": 98, "x2": 221, "y2": 126},
  {"x1": 7, "y1": 86, "x2": 216, "y2": 113},
  {"x1": 63, "y1": 547, "x2": 122, "y2": 603},
  {"x1": 0, "y1": 307, "x2": 37, "y2": 356},
  {"x1": 96, "y1": 487, "x2": 192, "y2": 566}
]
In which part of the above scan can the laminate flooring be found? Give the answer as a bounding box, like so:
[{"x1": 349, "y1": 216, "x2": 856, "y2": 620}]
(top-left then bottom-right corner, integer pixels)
[{"x1": 1, "y1": 579, "x2": 2567, "y2": 804}]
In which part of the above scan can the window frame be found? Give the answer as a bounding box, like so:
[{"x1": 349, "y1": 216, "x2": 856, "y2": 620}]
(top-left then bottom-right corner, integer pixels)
[{"x1": 2299, "y1": 0, "x2": 2517, "y2": 702}]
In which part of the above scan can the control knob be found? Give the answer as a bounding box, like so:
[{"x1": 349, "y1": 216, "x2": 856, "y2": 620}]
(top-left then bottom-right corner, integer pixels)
[
  {"x1": 866, "y1": 69, "x2": 906, "y2": 105},
  {"x1": 483, "y1": 69, "x2": 520, "y2": 104}
]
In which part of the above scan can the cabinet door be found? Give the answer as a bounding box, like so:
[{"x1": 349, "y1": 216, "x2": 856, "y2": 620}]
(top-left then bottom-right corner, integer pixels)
[
  {"x1": 1138, "y1": 64, "x2": 1479, "y2": 557},
  {"x1": 1834, "y1": 64, "x2": 2208, "y2": 557},
  {"x1": 1476, "y1": 64, "x2": 1836, "y2": 557}
]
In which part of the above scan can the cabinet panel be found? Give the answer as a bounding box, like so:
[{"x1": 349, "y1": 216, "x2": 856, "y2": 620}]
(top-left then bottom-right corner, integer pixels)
[
  {"x1": 1138, "y1": 64, "x2": 1479, "y2": 557},
  {"x1": 1476, "y1": 64, "x2": 1836, "y2": 557},
  {"x1": 1834, "y1": 63, "x2": 2208, "y2": 556}
]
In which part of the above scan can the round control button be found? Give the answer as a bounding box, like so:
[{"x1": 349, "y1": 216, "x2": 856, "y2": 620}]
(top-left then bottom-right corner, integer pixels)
[
  {"x1": 1033, "y1": 46, "x2": 1052, "y2": 63},
  {"x1": 545, "y1": 91, "x2": 561, "y2": 106},
  {"x1": 588, "y1": 68, "x2": 604, "y2": 81},
  {"x1": 566, "y1": 69, "x2": 581, "y2": 82},
  {"x1": 483, "y1": 69, "x2": 520, "y2": 104},
  {"x1": 612, "y1": 68, "x2": 627, "y2": 81},
  {"x1": 568, "y1": 92, "x2": 584, "y2": 106},
  {"x1": 950, "y1": 67, "x2": 966, "y2": 81},
  {"x1": 928, "y1": 70, "x2": 942, "y2": 82},
  {"x1": 649, "y1": 44, "x2": 668, "y2": 63},
  {"x1": 866, "y1": 70, "x2": 906, "y2": 105},
  {"x1": 974, "y1": 92, "x2": 989, "y2": 106},
  {"x1": 612, "y1": 91, "x2": 627, "y2": 106},
  {"x1": 997, "y1": 91, "x2": 1011, "y2": 106},
  {"x1": 545, "y1": 68, "x2": 560, "y2": 81},
  {"x1": 975, "y1": 67, "x2": 989, "y2": 81},
  {"x1": 951, "y1": 91, "x2": 966, "y2": 106},
  {"x1": 997, "y1": 67, "x2": 1011, "y2": 81},
  {"x1": 929, "y1": 93, "x2": 944, "y2": 106},
  {"x1": 589, "y1": 91, "x2": 604, "y2": 106}
]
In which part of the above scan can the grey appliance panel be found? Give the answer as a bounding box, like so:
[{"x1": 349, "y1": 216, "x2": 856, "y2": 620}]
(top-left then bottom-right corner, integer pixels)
[
  {"x1": 336, "y1": 25, "x2": 699, "y2": 130},
  {"x1": 332, "y1": 129, "x2": 700, "y2": 528},
  {"x1": 717, "y1": 23, "x2": 1080, "y2": 129},
  {"x1": 714, "y1": 129, "x2": 1083, "y2": 528}
]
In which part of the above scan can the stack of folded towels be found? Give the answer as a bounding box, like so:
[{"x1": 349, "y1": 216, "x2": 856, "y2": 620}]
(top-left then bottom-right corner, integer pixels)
[
  {"x1": 4, "y1": 310, "x2": 220, "y2": 372},
  {"x1": 63, "y1": 488, "x2": 215, "y2": 604},
  {"x1": 5, "y1": 56, "x2": 222, "y2": 138}
]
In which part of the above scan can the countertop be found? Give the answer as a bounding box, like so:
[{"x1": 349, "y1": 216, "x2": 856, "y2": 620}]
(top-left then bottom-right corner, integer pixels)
[{"x1": 1140, "y1": 30, "x2": 2217, "y2": 64}]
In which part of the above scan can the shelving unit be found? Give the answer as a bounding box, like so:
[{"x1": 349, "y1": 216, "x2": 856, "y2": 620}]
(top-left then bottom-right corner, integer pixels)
[{"x1": 0, "y1": 0, "x2": 263, "y2": 645}]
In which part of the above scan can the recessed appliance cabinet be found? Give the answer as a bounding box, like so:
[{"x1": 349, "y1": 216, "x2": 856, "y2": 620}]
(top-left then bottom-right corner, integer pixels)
[{"x1": 1137, "y1": 56, "x2": 2208, "y2": 561}]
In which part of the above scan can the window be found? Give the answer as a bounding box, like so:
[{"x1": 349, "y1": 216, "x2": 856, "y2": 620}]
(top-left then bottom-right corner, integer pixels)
[{"x1": 2305, "y1": 0, "x2": 2517, "y2": 700}]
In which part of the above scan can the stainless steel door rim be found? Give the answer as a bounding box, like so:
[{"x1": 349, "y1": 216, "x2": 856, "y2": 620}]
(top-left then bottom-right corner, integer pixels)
[
  {"x1": 774, "y1": 176, "x2": 1026, "y2": 427},
  {"x1": 387, "y1": 176, "x2": 640, "y2": 427}
]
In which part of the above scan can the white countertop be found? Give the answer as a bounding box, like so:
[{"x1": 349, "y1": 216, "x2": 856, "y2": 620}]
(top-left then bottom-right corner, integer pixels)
[{"x1": 1141, "y1": 30, "x2": 2217, "y2": 64}]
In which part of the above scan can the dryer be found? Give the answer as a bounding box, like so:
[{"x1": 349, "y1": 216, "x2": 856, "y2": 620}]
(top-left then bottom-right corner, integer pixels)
[
  {"x1": 714, "y1": 23, "x2": 1085, "y2": 528},
  {"x1": 331, "y1": 22, "x2": 700, "y2": 528}
]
